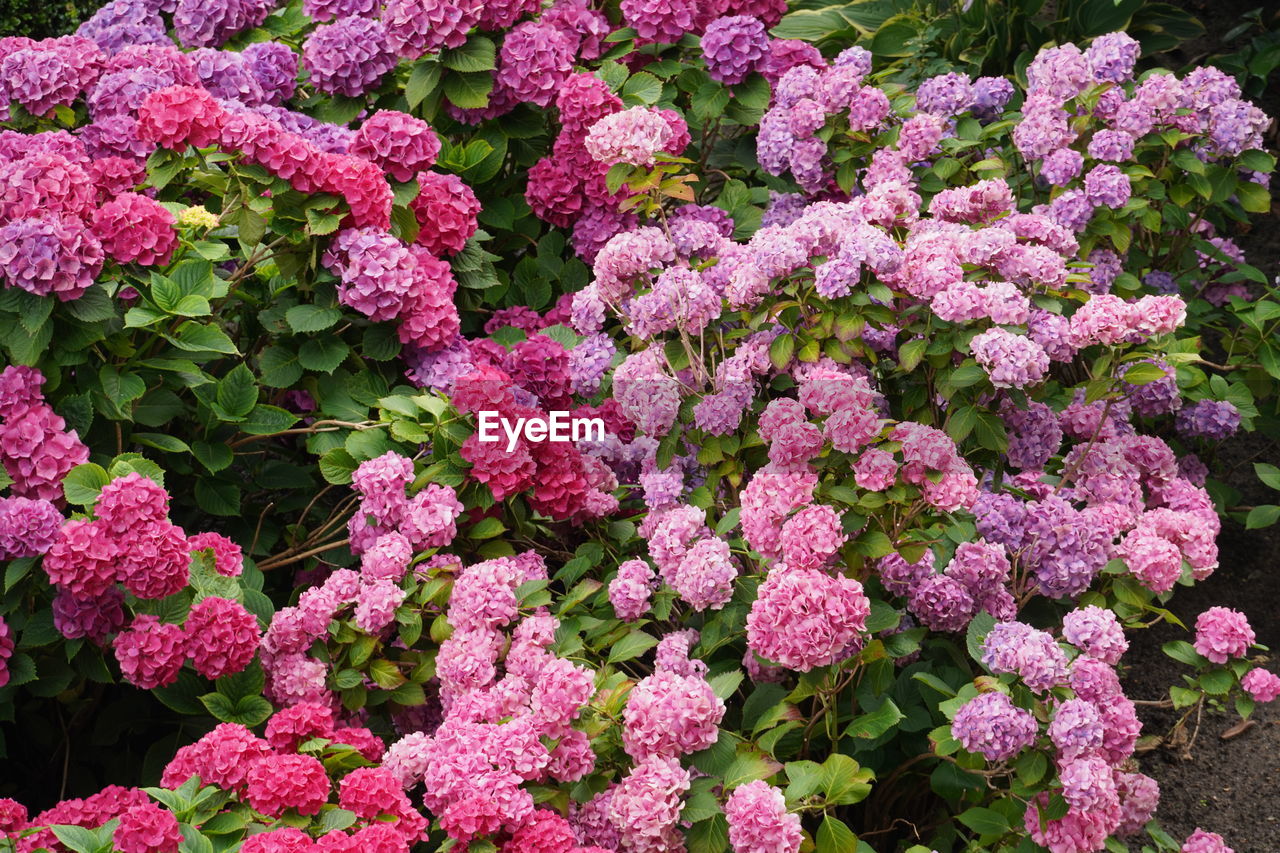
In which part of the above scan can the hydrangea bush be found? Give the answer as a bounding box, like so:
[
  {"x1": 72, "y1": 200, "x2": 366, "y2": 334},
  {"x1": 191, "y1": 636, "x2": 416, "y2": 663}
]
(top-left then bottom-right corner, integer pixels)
[{"x1": 0, "y1": 2, "x2": 1275, "y2": 853}]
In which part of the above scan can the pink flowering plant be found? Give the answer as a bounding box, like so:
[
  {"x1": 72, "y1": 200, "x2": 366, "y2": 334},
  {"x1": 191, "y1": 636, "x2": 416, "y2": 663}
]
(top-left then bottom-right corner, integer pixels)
[{"x1": 0, "y1": 1, "x2": 1276, "y2": 851}]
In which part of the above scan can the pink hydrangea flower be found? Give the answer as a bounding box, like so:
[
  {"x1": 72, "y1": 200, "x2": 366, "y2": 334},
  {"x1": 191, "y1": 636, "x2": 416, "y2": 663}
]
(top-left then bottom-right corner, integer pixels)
[
  {"x1": 91, "y1": 192, "x2": 177, "y2": 266},
  {"x1": 723, "y1": 780, "x2": 802, "y2": 853},
  {"x1": 1241, "y1": 668, "x2": 1280, "y2": 703},
  {"x1": 622, "y1": 669, "x2": 724, "y2": 759},
  {"x1": 114, "y1": 802, "x2": 182, "y2": 853},
  {"x1": 746, "y1": 566, "x2": 870, "y2": 671},
  {"x1": 1193, "y1": 607, "x2": 1255, "y2": 664},
  {"x1": 244, "y1": 753, "x2": 331, "y2": 817},
  {"x1": 184, "y1": 596, "x2": 261, "y2": 679},
  {"x1": 114, "y1": 615, "x2": 188, "y2": 689}
]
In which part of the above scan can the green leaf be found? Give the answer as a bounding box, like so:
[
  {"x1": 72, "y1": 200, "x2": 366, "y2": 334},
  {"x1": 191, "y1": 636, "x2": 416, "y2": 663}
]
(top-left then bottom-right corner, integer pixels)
[
  {"x1": 621, "y1": 72, "x2": 662, "y2": 105},
  {"x1": 239, "y1": 405, "x2": 301, "y2": 436},
  {"x1": 443, "y1": 71, "x2": 494, "y2": 109},
  {"x1": 286, "y1": 304, "x2": 343, "y2": 334},
  {"x1": 320, "y1": 448, "x2": 359, "y2": 485},
  {"x1": 1254, "y1": 463, "x2": 1280, "y2": 492},
  {"x1": 193, "y1": 441, "x2": 234, "y2": 474},
  {"x1": 607, "y1": 630, "x2": 659, "y2": 664},
  {"x1": 1162, "y1": 640, "x2": 1208, "y2": 667},
  {"x1": 153, "y1": 671, "x2": 208, "y2": 715},
  {"x1": 769, "y1": 334, "x2": 796, "y2": 370},
  {"x1": 821, "y1": 754, "x2": 873, "y2": 806},
  {"x1": 1120, "y1": 361, "x2": 1169, "y2": 385},
  {"x1": 215, "y1": 363, "x2": 258, "y2": 419},
  {"x1": 1246, "y1": 505, "x2": 1280, "y2": 529},
  {"x1": 722, "y1": 750, "x2": 778, "y2": 789},
  {"x1": 441, "y1": 36, "x2": 496, "y2": 72},
  {"x1": 468, "y1": 517, "x2": 506, "y2": 539},
  {"x1": 845, "y1": 697, "x2": 904, "y2": 740},
  {"x1": 179, "y1": 825, "x2": 215, "y2": 853},
  {"x1": 200, "y1": 692, "x2": 237, "y2": 721},
  {"x1": 407, "y1": 60, "x2": 442, "y2": 109},
  {"x1": 195, "y1": 480, "x2": 241, "y2": 516},
  {"x1": 132, "y1": 433, "x2": 191, "y2": 454},
  {"x1": 815, "y1": 815, "x2": 858, "y2": 853},
  {"x1": 63, "y1": 463, "x2": 112, "y2": 507},
  {"x1": 258, "y1": 346, "x2": 304, "y2": 388},
  {"x1": 869, "y1": 15, "x2": 920, "y2": 56},
  {"x1": 50, "y1": 825, "x2": 103, "y2": 853},
  {"x1": 1199, "y1": 668, "x2": 1234, "y2": 695},
  {"x1": 299, "y1": 338, "x2": 349, "y2": 373},
  {"x1": 369, "y1": 659, "x2": 407, "y2": 689},
  {"x1": 169, "y1": 322, "x2": 239, "y2": 355},
  {"x1": 1238, "y1": 149, "x2": 1276, "y2": 172},
  {"x1": 957, "y1": 806, "x2": 1011, "y2": 835},
  {"x1": 966, "y1": 609, "x2": 997, "y2": 665},
  {"x1": 686, "y1": 814, "x2": 729, "y2": 853},
  {"x1": 707, "y1": 669, "x2": 743, "y2": 701},
  {"x1": 1170, "y1": 685, "x2": 1201, "y2": 708}
]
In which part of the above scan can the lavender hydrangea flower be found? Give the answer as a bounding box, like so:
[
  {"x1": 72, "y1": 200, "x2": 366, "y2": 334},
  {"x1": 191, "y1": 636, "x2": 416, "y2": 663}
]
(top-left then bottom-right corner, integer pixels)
[
  {"x1": 701, "y1": 16, "x2": 768, "y2": 85},
  {"x1": 1175, "y1": 399, "x2": 1241, "y2": 441},
  {"x1": 951, "y1": 692, "x2": 1037, "y2": 761},
  {"x1": 302, "y1": 16, "x2": 396, "y2": 98}
]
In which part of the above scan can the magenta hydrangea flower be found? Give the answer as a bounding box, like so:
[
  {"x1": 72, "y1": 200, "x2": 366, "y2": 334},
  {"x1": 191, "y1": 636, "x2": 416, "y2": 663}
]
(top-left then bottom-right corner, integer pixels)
[
  {"x1": 950, "y1": 691, "x2": 1037, "y2": 761},
  {"x1": 114, "y1": 614, "x2": 188, "y2": 689},
  {"x1": 622, "y1": 668, "x2": 724, "y2": 759},
  {"x1": 410, "y1": 171, "x2": 480, "y2": 256},
  {"x1": 585, "y1": 107, "x2": 682, "y2": 167},
  {"x1": 970, "y1": 328, "x2": 1049, "y2": 389},
  {"x1": 1061, "y1": 605, "x2": 1128, "y2": 664},
  {"x1": 187, "y1": 531, "x2": 243, "y2": 577},
  {"x1": 119, "y1": 522, "x2": 191, "y2": 600},
  {"x1": 1084, "y1": 163, "x2": 1131, "y2": 208},
  {"x1": 609, "y1": 559, "x2": 656, "y2": 621},
  {"x1": 982, "y1": 621, "x2": 1068, "y2": 693},
  {"x1": 43, "y1": 518, "x2": 119, "y2": 600},
  {"x1": 1182, "y1": 829, "x2": 1234, "y2": 853},
  {"x1": 350, "y1": 111, "x2": 441, "y2": 183},
  {"x1": 184, "y1": 596, "x2": 261, "y2": 680},
  {"x1": 244, "y1": 753, "x2": 331, "y2": 817},
  {"x1": 1193, "y1": 606, "x2": 1255, "y2": 664},
  {"x1": 0, "y1": 495, "x2": 62, "y2": 559},
  {"x1": 1175, "y1": 399, "x2": 1240, "y2": 441},
  {"x1": 383, "y1": 0, "x2": 483, "y2": 58},
  {"x1": 114, "y1": 802, "x2": 182, "y2": 853},
  {"x1": 91, "y1": 192, "x2": 178, "y2": 267},
  {"x1": 916, "y1": 71, "x2": 976, "y2": 116}
]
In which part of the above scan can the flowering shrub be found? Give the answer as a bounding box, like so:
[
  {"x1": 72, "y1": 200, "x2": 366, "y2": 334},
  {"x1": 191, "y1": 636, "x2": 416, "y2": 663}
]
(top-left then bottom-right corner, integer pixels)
[{"x1": 0, "y1": 1, "x2": 1275, "y2": 852}]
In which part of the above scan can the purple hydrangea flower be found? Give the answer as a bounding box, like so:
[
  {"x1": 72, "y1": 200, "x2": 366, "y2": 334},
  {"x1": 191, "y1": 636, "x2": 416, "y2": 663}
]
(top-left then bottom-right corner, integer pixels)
[
  {"x1": 701, "y1": 16, "x2": 768, "y2": 85},
  {"x1": 302, "y1": 16, "x2": 396, "y2": 98}
]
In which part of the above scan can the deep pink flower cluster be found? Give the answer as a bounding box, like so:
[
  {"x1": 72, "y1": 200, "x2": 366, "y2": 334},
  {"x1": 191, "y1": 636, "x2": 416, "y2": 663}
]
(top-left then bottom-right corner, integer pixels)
[
  {"x1": 0, "y1": 366, "x2": 89, "y2": 502},
  {"x1": 90, "y1": 191, "x2": 177, "y2": 266},
  {"x1": 410, "y1": 171, "x2": 481, "y2": 256}
]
